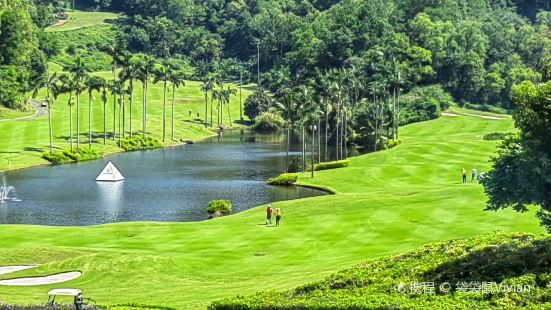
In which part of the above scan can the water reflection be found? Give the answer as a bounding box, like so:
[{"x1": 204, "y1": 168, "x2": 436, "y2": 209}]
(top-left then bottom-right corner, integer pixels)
[{"x1": 97, "y1": 181, "x2": 124, "y2": 222}]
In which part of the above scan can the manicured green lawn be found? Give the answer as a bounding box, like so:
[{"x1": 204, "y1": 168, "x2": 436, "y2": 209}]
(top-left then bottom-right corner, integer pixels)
[
  {"x1": 46, "y1": 10, "x2": 119, "y2": 32},
  {"x1": 0, "y1": 113, "x2": 543, "y2": 309},
  {"x1": 0, "y1": 106, "x2": 34, "y2": 120},
  {"x1": 0, "y1": 68, "x2": 253, "y2": 171}
]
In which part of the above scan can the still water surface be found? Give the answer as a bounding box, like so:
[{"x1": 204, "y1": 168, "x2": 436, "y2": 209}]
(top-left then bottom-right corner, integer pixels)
[{"x1": 0, "y1": 130, "x2": 342, "y2": 226}]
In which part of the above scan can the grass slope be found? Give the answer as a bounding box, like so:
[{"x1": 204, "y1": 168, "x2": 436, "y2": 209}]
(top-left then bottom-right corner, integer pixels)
[
  {"x1": 212, "y1": 232, "x2": 551, "y2": 309},
  {"x1": 0, "y1": 114, "x2": 543, "y2": 309},
  {"x1": 46, "y1": 11, "x2": 118, "y2": 32},
  {"x1": 0, "y1": 106, "x2": 34, "y2": 120},
  {"x1": 0, "y1": 68, "x2": 253, "y2": 171}
]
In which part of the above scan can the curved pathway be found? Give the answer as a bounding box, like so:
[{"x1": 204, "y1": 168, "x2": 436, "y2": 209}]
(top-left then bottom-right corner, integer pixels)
[{"x1": 0, "y1": 101, "x2": 47, "y2": 122}]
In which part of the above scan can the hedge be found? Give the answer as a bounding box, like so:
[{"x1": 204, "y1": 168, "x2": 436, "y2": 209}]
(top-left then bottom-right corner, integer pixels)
[{"x1": 267, "y1": 173, "x2": 299, "y2": 186}]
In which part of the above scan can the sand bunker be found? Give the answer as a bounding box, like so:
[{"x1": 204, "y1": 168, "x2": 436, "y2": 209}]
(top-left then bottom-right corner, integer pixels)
[
  {"x1": 442, "y1": 112, "x2": 506, "y2": 120},
  {"x1": 0, "y1": 267, "x2": 81, "y2": 286},
  {"x1": 0, "y1": 266, "x2": 36, "y2": 275}
]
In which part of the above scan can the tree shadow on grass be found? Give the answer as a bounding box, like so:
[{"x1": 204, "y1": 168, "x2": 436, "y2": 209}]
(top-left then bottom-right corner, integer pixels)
[{"x1": 423, "y1": 236, "x2": 551, "y2": 286}]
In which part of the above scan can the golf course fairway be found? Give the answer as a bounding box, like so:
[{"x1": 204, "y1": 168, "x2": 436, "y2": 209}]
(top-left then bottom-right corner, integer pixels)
[{"x1": 0, "y1": 112, "x2": 544, "y2": 309}]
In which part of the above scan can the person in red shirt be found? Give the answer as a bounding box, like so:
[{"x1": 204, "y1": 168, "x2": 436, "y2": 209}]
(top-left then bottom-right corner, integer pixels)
[{"x1": 266, "y1": 204, "x2": 273, "y2": 225}]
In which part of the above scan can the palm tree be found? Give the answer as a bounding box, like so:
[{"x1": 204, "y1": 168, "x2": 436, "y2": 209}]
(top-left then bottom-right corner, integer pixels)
[
  {"x1": 119, "y1": 53, "x2": 139, "y2": 138},
  {"x1": 59, "y1": 74, "x2": 75, "y2": 152},
  {"x1": 169, "y1": 71, "x2": 186, "y2": 141},
  {"x1": 109, "y1": 80, "x2": 126, "y2": 147},
  {"x1": 64, "y1": 57, "x2": 89, "y2": 150},
  {"x1": 389, "y1": 57, "x2": 403, "y2": 140},
  {"x1": 221, "y1": 86, "x2": 237, "y2": 126},
  {"x1": 200, "y1": 75, "x2": 215, "y2": 127},
  {"x1": 84, "y1": 76, "x2": 103, "y2": 148},
  {"x1": 31, "y1": 70, "x2": 58, "y2": 156},
  {"x1": 98, "y1": 77, "x2": 109, "y2": 145},
  {"x1": 137, "y1": 54, "x2": 156, "y2": 139},
  {"x1": 153, "y1": 64, "x2": 172, "y2": 142},
  {"x1": 274, "y1": 86, "x2": 298, "y2": 173}
]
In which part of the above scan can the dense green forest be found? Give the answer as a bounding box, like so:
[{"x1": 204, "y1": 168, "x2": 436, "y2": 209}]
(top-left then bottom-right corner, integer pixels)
[{"x1": 2, "y1": 0, "x2": 551, "y2": 109}]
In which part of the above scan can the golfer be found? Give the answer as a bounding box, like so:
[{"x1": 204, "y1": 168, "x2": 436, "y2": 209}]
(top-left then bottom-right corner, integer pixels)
[
  {"x1": 275, "y1": 208, "x2": 282, "y2": 226},
  {"x1": 462, "y1": 168, "x2": 467, "y2": 184},
  {"x1": 266, "y1": 204, "x2": 273, "y2": 225},
  {"x1": 471, "y1": 167, "x2": 477, "y2": 182}
]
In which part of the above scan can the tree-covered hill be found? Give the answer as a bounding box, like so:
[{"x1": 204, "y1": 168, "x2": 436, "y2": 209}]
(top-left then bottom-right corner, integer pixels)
[{"x1": 103, "y1": 0, "x2": 551, "y2": 108}]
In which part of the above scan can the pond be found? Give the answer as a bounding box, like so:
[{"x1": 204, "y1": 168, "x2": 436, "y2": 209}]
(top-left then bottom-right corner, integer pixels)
[{"x1": 0, "y1": 130, "x2": 353, "y2": 226}]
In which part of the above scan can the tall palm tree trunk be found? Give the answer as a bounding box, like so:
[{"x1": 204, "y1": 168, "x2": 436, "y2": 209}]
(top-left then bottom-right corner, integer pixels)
[
  {"x1": 396, "y1": 89, "x2": 400, "y2": 140},
  {"x1": 129, "y1": 81, "x2": 133, "y2": 138},
  {"x1": 122, "y1": 93, "x2": 126, "y2": 139},
  {"x1": 239, "y1": 72, "x2": 243, "y2": 121},
  {"x1": 88, "y1": 92, "x2": 92, "y2": 149},
  {"x1": 163, "y1": 81, "x2": 167, "y2": 142},
  {"x1": 118, "y1": 95, "x2": 122, "y2": 147},
  {"x1": 48, "y1": 101, "x2": 54, "y2": 156},
  {"x1": 302, "y1": 126, "x2": 306, "y2": 173},
  {"x1": 393, "y1": 86, "x2": 396, "y2": 140},
  {"x1": 286, "y1": 125, "x2": 290, "y2": 173},
  {"x1": 227, "y1": 101, "x2": 232, "y2": 126},
  {"x1": 69, "y1": 100, "x2": 73, "y2": 152},
  {"x1": 210, "y1": 95, "x2": 214, "y2": 127},
  {"x1": 344, "y1": 112, "x2": 348, "y2": 159},
  {"x1": 204, "y1": 92, "x2": 208, "y2": 127},
  {"x1": 103, "y1": 101, "x2": 106, "y2": 145},
  {"x1": 335, "y1": 105, "x2": 340, "y2": 161},
  {"x1": 46, "y1": 88, "x2": 54, "y2": 156},
  {"x1": 76, "y1": 92, "x2": 80, "y2": 149},
  {"x1": 311, "y1": 126, "x2": 315, "y2": 178},
  {"x1": 317, "y1": 119, "x2": 321, "y2": 164},
  {"x1": 113, "y1": 91, "x2": 116, "y2": 141},
  {"x1": 142, "y1": 79, "x2": 147, "y2": 138},
  {"x1": 172, "y1": 84, "x2": 176, "y2": 141},
  {"x1": 325, "y1": 103, "x2": 328, "y2": 162}
]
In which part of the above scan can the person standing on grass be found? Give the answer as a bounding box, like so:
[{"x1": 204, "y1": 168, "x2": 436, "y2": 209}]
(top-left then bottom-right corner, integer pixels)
[
  {"x1": 462, "y1": 168, "x2": 467, "y2": 184},
  {"x1": 266, "y1": 204, "x2": 273, "y2": 225},
  {"x1": 275, "y1": 208, "x2": 282, "y2": 226},
  {"x1": 471, "y1": 167, "x2": 477, "y2": 182}
]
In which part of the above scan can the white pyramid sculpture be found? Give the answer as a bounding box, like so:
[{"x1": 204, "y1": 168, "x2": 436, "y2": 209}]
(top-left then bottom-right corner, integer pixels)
[{"x1": 96, "y1": 161, "x2": 125, "y2": 182}]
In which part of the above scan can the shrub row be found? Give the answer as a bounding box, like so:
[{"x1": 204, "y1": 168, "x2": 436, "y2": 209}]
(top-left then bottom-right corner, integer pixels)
[
  {"x1": 314, "y1": 160, "x2": 350, "y2": 171},
  {"x1": 383, "y1": 139, "x2": 401, "y2": 150},
  {"x1": 267, "y1": 173, "x2": 298, "y2": 186},
  {"x1": 42, "y1": 148, "x2": 102, "y2": 165},
  {"x1": 121, "y1": 136, "x2": 162, "y2": 152},
  {"x1": 252, "y1": 112, "x2": 285, "y2": 131}
]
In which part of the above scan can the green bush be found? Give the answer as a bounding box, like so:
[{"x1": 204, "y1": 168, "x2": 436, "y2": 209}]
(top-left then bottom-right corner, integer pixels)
[
  {"x1": 244, "y1": 89, "x2": 273, "y2": 121},
  {"x1": 383, "y1": 139, "x2": 401, "y2": 150},
  {"x1": 252, "y1": 112, "x2": 285, "y2": 131},
  {"x1": 399, "y1": 85, "x2": 455, "y2": 125},
  {"x1": 267, "y1": 173, "x2": 299, "y2": 185},
  {"x1": 314, "y1": 160, "x2": 350, "y2": 171},
  {"x1": 287, "y1": 156, "x2": 311, "y2": 173},
  {"x1": 207, "y1": 199, "x2": 233, "y2": 216},
  {"x1": 121, "y1": 136, "x2": 162, "y2": 151},
  {"x1": 483, "y1": 132, "x2": 511, "y2": 141},
  {"x1": 43, "y1": 148, "x2": 102, "y2": 164}
]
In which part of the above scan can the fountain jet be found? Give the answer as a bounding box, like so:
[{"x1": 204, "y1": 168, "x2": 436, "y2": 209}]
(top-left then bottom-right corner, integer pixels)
[{"x1": 0, "y1": 184, "x2": 15, "y2": 203}]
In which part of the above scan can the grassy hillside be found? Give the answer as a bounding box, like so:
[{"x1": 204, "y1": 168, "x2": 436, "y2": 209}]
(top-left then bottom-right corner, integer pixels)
[
  {"x1": 211, "y1": 232, "x2": 550, "y2": 309},
  {"x1": 46, "y1": 11, "x2": 118, "y2": 32},
  {"x1": 0, "y1": 68, "x2": 253, "y2": 171},
  {"x1": 0, "y1": 113, "x2": 543, "y2": 309}
]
